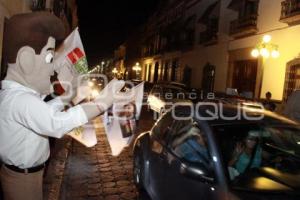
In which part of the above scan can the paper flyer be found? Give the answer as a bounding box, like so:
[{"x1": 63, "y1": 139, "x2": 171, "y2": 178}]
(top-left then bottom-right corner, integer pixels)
[
  {"x1": 67, "y1": 124, "x2": 97, "y2": 148},
  {"x1": 103, "y1": 82, "x2": 144, "y2": 156}
]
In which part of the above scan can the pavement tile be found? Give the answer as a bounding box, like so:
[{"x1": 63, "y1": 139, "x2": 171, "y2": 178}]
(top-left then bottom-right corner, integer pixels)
[
  {"x1": 120, "y1": 192, "x2": 137, "y2": 200},
  {"x1": 103, "y1": 182, "x2": 117, "y2": 188},
  {"x1": 55, "y1": 110, "x2": 154, "y2": 200},
  {"x1": 116, "y1": 180, "x2": 131, "y2": 187},
  {"x1": 104, "y1": 195, "x2": 120, "y2": 200},
  {"x1": 102, "y1": 188, "x2": 119, "y2": 195},
  {"x1": 88, "y1": 189, "x2": 102, "y2": 197}
]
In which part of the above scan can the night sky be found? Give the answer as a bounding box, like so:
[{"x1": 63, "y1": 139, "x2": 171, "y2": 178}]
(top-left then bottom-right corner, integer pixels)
[{"x1": 76, "y1": 0, "x2": 161, "y2": 66}]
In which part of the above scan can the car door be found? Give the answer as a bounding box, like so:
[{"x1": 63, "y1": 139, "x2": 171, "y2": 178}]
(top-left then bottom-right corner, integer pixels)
[
  {"x1": 147, "y1": 111, "x2": 174, "y2": 199},
  {"x1": 162, "y1": 120, "x2": 217, "y2": 200}
]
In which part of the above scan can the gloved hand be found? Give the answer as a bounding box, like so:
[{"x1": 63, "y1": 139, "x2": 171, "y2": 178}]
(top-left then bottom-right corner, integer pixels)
[
  {"x1": 80, "y1": 78, "x2": 125, "y2": 120},
  {"x1": 94, "y1": 78, "x2": 125, "y2": 110}
]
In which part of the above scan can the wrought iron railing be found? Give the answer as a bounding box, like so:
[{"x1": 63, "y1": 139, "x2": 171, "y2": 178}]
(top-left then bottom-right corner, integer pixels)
[
  {"x1": 199, "y1": 31, "x2": 218, "y2": 45},
  {"x1": 31, "y1": 0, "x2": 46, "y2": 11},
  {"x1": 280, "y1": 0, "x2": 300, "y2": 19},
  {"x1": 229, "y1": 14, "x2": 258, "y2": 35}
]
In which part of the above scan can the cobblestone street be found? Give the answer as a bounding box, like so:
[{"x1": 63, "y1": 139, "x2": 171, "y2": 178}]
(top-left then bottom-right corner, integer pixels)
[{"x1": 55, "y1": 107, "x2": 154, "y2": 200}]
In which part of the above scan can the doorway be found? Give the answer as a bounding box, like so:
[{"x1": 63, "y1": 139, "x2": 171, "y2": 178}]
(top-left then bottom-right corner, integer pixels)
[
  {"x1": 147, "y1": 64, "x2": 152, "y2": 82},
  {"x1": 232, "y1": 60, "x2": 257, "y2": 95},
  {"x1": 171, "y1": 59, "x2": 178, "y2": 81},
  {"x1": 153, "y1": 62, "x2": 159, "y2": 82},
  {"x1": 183, "y1": 65, "x2": 192, "y2": 87},
  {"x1": 201, "y1": 63, "x2": 215, "y2": 92}
]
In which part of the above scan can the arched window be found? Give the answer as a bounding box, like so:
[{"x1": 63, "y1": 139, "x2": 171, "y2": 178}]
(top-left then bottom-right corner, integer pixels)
[{"x1": 283, "y1": 58, "x2": 300, "y2": 101}]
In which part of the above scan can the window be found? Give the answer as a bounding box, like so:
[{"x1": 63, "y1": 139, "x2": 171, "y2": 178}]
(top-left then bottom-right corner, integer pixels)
[
  {"x1": 214, "y1": 123, "x2": 300, "y2": 182},
  {"x1": 232, "y1": 60, "x2": 257, "y2": 95},
  {"x1": 151, "y1": 85, "x2": 162, "y2": 98},
  {"x1": 240, "y1": 0, "x2": 259, "y2": 18},
  {"x1": 283, "y1": 64, "x2": 300, "y2": 102},
  {"x1": 151, "y1": 112, "x2": 174, "y2": 143},
  {"x1": 198, "y1": 1, "x2": 220, "y2": 45},
  {"x1": 168, "y1": 121, "x2": 212, "y2": 170}
]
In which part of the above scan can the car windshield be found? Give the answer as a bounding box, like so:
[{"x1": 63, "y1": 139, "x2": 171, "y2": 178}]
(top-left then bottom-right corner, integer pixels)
[
  {"x1": 213, "y1": 123, "x2": 300, "y2": 182},
  {"x1": 163, "y1": 87, "x2": 186, "y2": 99}
]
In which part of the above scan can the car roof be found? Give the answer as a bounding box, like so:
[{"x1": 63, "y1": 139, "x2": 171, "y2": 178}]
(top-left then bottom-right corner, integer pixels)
[
  {"x1": 169, "y1": 82, "x2": 187, "y2": 87},
  {"x1": 173, "y1": 104, "x2": 298, "y2": 127},
  {"x1": 153, "y1": 83, "x2": 186, "y2": 90}
]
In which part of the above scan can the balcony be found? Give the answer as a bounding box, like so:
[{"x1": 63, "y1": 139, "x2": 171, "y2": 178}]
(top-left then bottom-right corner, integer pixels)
[
  {"x1": 229, "y1": 14, "x2": 258, "y2": 38},
  {"x1": 199, "y1": 19, "x2": 218, "y2": 46},
  {"x1": 31, "y1": 0, "x2": 46, "y2": 11},
  {"x1": 199, "y1": 31, "x2": 217, "y2": 46},
  {"x1": 280, "y1": 0, "x2": 300, "y2": 25}
]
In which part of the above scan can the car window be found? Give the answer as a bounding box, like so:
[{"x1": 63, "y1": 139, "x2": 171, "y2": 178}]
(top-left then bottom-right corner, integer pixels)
[
  {"x1": 163, "y1": 87, "x2": 186, "y2": 99},
  {"x1": 151, "y1": 86, "x2": 162, "y2": 97},
  {"x1": 151, "y1": 112, "x2": 174, "y2": 143},
  {"x1": 214, "y1": 124, "x2": 300, "y2": 182},
  {"x1": 168, "y1": 121, "x2": 212, "y2": 170}
]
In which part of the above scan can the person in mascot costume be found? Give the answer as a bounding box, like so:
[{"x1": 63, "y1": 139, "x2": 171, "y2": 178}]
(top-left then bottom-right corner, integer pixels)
[{"x1": 0, "y1": 12, "x2": 125, "y2": 200}]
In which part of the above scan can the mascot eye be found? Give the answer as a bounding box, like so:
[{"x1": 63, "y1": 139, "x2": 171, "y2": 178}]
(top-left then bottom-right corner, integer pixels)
[{"x1": 45, "y1": 53, "x2": 54, "y2": 64}]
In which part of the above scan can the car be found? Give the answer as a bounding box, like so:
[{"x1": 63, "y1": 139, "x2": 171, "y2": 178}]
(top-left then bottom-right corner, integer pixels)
[
  {"x1": 122, "y1": 80, "x2": 153, "y2": 103},
  {"x1": 147, "y1": 83, "x2": 190, "y2": 115},
  {"x1": 132, "y1": 104, "x2": 300, "y2": 200},
  {"x1": 167, "y1": 82, "x2": 201, "y2": 102},
  {"x1": 203, "y1": 92, "x2": 264, "y2": 110}
]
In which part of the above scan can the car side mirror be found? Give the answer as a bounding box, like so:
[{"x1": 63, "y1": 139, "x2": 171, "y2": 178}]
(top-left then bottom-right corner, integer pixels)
[{"x1": 180, "y1": 162, "x2": 214, "y2": 184}]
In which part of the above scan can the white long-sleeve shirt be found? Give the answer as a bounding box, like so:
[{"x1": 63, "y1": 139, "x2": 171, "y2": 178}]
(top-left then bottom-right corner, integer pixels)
[{"x1": 0, "y1": 80, "x2": 88, "y2": 169}]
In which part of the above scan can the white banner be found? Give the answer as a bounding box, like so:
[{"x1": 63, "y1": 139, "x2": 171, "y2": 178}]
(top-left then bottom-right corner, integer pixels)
[
  {"x1": 103, "y1": 82, "x2": 144, "y2": 156},
  {"x1": 55, "y1": 27, "x2": 89, "y2": 85},
  {"x1": 67, "y1": 123, "x2": 97, "y2": 148}
]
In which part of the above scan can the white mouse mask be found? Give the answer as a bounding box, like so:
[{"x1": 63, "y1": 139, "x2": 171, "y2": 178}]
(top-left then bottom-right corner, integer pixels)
[
  {"x1": 6, "y1": 37, "x2": 56, "y2": 94},
  {"x1": 3, "y1": 12, "x2": 66, "y2": 95}
]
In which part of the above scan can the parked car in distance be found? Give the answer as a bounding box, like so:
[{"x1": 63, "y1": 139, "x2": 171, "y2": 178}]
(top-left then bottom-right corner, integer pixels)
[
  {"x1": 133, "y1": 104, "x2": 300, "y2": 200},
  {"x1": 122, "y1": 80, "x2": 153, "y2": 103},
  {"x1": 167, "y1": 82, "x2": 200, "y2": 102},
  {"x1": 203, "y1": 92, "x2": 264, "y2": 110},
  {"x1": 147, "y1": 83, "x2": 189, "y2": 114}
]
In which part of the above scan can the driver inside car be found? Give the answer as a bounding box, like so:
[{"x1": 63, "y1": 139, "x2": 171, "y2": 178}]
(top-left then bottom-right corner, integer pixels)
[
  {"x1": 229, "y1": 131, "x2": 262, "y2": 174},
  {"x1": 228, "y1": 130, "x2": 281, "y2": 180}
]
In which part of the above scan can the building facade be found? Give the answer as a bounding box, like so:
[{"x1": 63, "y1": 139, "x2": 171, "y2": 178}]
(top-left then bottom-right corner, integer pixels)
[
  {"x1": 140, "y1": 0, "x2": 300, "y2": 101},
  {"x1": 0, "y1": 0, "x2": 32, "y2": 79}
]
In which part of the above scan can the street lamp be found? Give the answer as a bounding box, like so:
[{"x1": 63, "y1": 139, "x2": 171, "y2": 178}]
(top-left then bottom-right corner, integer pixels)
[
  {"x1": 112, "y1": 67, "x2": 118, "y2": 78},
  {"x1": 251, "y1": 35, "x2": 280, "y2": 98},
  {"x1": 101, "y1": 61, "x2": 105, "y2": 74},
  {"x1": 88, "y1": 80, "x2": 94, "y2": 87},
  {"x1": 132, "y1": 62, "x2": 141, "y2": 80},
  {"x1": 251, "y1": 35, "x2": 280, "y2": 59}
]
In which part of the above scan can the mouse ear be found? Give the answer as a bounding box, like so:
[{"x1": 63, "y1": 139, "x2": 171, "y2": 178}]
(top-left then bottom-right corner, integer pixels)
[{"x1": 16, "y1": 46, "x2": 36, "y2": 75}]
